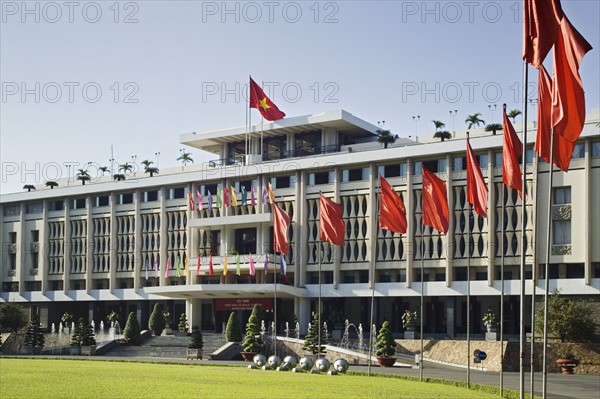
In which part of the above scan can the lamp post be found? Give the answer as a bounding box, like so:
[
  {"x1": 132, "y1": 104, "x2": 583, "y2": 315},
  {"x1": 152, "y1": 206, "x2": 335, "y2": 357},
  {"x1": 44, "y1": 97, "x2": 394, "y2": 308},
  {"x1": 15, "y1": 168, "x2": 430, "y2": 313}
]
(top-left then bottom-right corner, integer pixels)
[
  {"x1": 488, "y1": 104, "x2": 497, "y2": 123},
  {"x1": 155, "y1": 152, "x2": 160, "y2": 167},
  {"x1": 66, "y1": 164, "x2": 71, "y2": 186},
  {"x1": 449, "y1": 110, "x2": 458, "y2": 133},
  {"x1": 412, "y1": 115, "x2": 420, "y2": 141},
  {"x1": 131, "y1": 155, "x2": 137, "y2": 176}
]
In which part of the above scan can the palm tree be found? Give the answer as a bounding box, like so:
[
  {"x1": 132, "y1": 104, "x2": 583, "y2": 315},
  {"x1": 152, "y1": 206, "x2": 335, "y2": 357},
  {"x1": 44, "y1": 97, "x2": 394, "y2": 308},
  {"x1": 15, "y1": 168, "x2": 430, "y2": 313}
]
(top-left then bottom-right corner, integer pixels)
[
  {"x1": 465, "y1": 113, "x2": 485, "y2": 129},
  {"x1": 99, "y1": 166, "x2": 109, "y2": 175},
  {"x1": 432, "y1": 120, "x2": 446, "y2": 131},
  {"x1": 119, "y1": 163, "x2": 134, "y2": 174},
  {"x1": 177, "y1": 151, "x2": 194, "y2": 167},
  {"x1": 113, "y1": 174, "x2": 125, "y2": 182},
  {"x1": 141, "y1": 159, "x2": 153, "y2": 169},
  {"x1": 23, "y1": 184, "x2": 36, "y2": 192},
  {"x1": 376, "y1": 129, "x2": 397, "y2": 149},
  {"x1": 485, "y1": 123, "x2": 503, "y2": 135},
  {"x1": 507, "y1": 109, "x2": 522, "y2": 123},
  {"x1": 433, "y1": 130, "x2": 452, "y2": 142},
  {"x1": 45, "y1": 181, "x2": 58, "y2": 189},
  {"x1": 76, "y1": 169, "x2": 91, "y2": 185},
  {"x1": 145, "y1": 166, "x2": 159, "y2": 177}
]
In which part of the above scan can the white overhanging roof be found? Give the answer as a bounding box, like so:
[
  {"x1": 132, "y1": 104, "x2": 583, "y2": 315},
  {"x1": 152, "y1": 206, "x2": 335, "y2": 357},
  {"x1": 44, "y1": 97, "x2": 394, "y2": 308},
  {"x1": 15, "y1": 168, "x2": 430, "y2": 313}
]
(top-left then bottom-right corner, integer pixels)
[
  {"x1": 145, "y1": 283, "x2": 307, "y2": 300},
  {"x1": 179, "y1": 109, "x2": 380, "y2": 153}
]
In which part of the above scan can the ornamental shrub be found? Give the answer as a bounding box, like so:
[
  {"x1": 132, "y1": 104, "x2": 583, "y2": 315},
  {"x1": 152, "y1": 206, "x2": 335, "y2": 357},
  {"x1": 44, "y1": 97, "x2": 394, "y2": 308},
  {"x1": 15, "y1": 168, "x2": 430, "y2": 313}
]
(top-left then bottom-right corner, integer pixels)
[
  {"x1": 123, "y1": 312, "x2": 141, "y2": 344},
  {"x1": 303, "y1": 312, "x2": 326, "y2": 355},
  {"x1": 375, "y1": 320, "x2": 397, "y2": 358},
  {"x1": 148, "y1": 304, "x2": 165, "y2": 336},
  {"x1": 242, "y1": 304, "x2": 263, "y2": 353},
  {"x1": 225, "y1": 312, "x2": 242, "y2": 342},
  {"x1": 188, "y1": 325, "x2": 203, "y2": 349}
]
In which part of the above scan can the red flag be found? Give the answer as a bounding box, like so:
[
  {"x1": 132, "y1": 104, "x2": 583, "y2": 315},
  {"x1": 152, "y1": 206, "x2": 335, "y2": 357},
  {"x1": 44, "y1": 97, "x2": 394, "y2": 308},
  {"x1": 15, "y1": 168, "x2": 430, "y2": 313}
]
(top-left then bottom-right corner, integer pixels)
[
  {"x1": 466, "y1": 136, "x2": 489, "y2": 218},
  {"x1": 421, "y1": 167, "x2": 449, "y2": 234},
  {"x1": 208, "y1": 254, "x2": 214, "y2": 276},
  {"x1": 378, "y1": 176, "x2": 407, "y2": 234},
  {"x1": 249, "y1": 77, "x2": 286, "y2": 121},
  {"x1": 223, "y1": 185, "x2": 229, "y2": 208},
  {"x1": 537, "y1": 65, "x2": 575, "y2": 172},
  {"x1": 502, "y1": 105, "x2": 524, "y2": 198},
  {"x1": 188, "y1": 192, "x2": 195, "y2": 211},
  {"x1": 552, "y1": 16, "x2": 592, "y2": 144},
  {"x1": 523, "y1": 0, "x2": 563, "y2": 67},
  {"x1": 319, "y1": 194, "x2": 345, "y2": 246},
  {"x1": 273, "y1": 202, "x2": 291, "y2": 256},
  {"x1": 196, "y1": 256, "x2": 201, "y2": 276},
  {"x1": 268, "y1": 182, "x2": 275, "y2": 204}
]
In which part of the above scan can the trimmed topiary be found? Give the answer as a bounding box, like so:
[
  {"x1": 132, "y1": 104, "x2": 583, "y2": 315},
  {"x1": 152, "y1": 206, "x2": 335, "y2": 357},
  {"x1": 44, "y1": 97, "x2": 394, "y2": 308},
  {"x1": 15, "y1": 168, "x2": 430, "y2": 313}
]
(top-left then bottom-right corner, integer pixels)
[
  {"x1": 81, "y1": 321, "x2": 96, "y2": 346},
  {"x1": 178, "y1": 313, "x2": 188, "y2": 333},
  {"x1": 375, "y1": 320, "x2": 397, "y2": 358},
  {"x1": 24, "y1": 319, "x2": 45, "y2": 352},
  {"x1": 303, "y1": 312, "x2": 326, "y2": 355},
  {"x1": 123, "y1": 312, "x2": 141, "y2": 345},
  {"x1": 225, "y1": 312, "x2": 242, "y2": 342},
  {"x1": 188, "y1": 325, "x2": 203, "y2": 349},
  {"x1": 242, "y1": 304, "x2": 263, "y2": 353},
  {"x1": 149, "y1": 304, "x2": 165, "y2": 336},
  {"x1": 71, "y1": 318, "x2": 84, "y2": 347}
]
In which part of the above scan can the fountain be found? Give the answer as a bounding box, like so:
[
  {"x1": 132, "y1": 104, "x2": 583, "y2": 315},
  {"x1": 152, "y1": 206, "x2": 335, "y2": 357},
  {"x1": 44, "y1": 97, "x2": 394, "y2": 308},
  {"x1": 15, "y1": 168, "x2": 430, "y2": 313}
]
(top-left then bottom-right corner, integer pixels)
[
  {"x1": 51, "y1": 323, "x2": 56, "y2": 334},
  {"x1": 285, "y1": 322, "x2": 289, "y2": 338},
  {"x1": 324, "y1": 322, "x2": 328, "y2": 340},
  {"x1": 100, "y1": 321, "x2": 104, "y2": 331},
  {"x1": 71, "y1": 321, "x2": 75, "y2": 332},
  {"x1": 358, "y1": 323, "x2": 364, "y2": 351},
  {"x1": 271, "y1": 321, "x2": 276, "y2": 355},
  {"x1": 260, "y1": 320, "x2": 266, "y2": 343},
  {"x1": 371, "y1": 324, "x2": 377, "y2": 353},
  {"x1": 91, "y1": 320, "x2": 95, "y2": 331},
  {"x1": 295, "y1": 321, "x2": 300, "y2": 340}
]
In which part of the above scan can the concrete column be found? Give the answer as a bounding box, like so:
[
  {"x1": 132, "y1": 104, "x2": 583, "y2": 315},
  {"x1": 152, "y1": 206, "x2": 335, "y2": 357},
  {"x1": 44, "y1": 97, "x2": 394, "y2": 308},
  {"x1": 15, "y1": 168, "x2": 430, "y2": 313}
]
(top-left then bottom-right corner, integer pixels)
[
  {"x1": 294, "y1": 170, "x2": 303, "y2": 287},
  {"x1": 17, "y1": 202, "x2": 25, "y2": 295},
  {"x1": 584, "y1": 139, "x2": 591, "y2": 284},
  {"x1": 487, "y1": 149, "x2": 495, "y2": 286},
  {"x1": 188, "y1": 298, "x2": 202, "y2": 329},
  {"x1": 406, "y1": 159, "x2": 414, "y2": 288},
  {"x1": 368, "y1": 164, "x2": 377, "y2": 289},
  {"x1": 41, "y1": 200, "x2": 49, "y2": 293},
  {"x1": 134, "y1": 190, "x2": 142, "y2": 291},
  {"x1": 333, "y1": 166, "x2": 340, "y2": 289},
  {"x1": 446, "y1": 154, "x2": 454, "y2": 287},
  {"x1": 86, "y1": 195, "x2": 93, "y2": 293},
  {"x1": 109, "y1": 193, "x2": 117, "y2": 292},
  {"x1": 159, "y1": 188, "x2": 167, "y2": 287},
  {"x1": 64, "y1": 200, "x2": 71, "y2": 293},
  {"x1": 295, "y1": 297, "x2": 310, "y2": 335}
]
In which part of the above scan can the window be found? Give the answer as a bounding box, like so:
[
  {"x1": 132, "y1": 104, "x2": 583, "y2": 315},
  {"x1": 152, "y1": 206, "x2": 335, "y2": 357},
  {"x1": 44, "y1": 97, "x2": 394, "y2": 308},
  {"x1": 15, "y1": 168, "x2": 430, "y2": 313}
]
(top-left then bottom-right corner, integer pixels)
[
  {"x1": 310, "y1": 172, "x2": 330, "y2": 185},
  {"x1": 566, "y1": 264, "x2": 584, "y2": 278},
  {"x1": 119, "y1": 193, "x2": 134, "y2": 204},
  {"x1": 51, "y1": 201, "x2": 64, "y2": 211},
  {"x1": 168, "y1": 187, "x2": 185, "y2": 199},
  {"x1": 571, "y1": 143, "x2": 585, "y2": 159},
  {"x1": 342, "y1": 168, "x2": 368, "y2": 182},
  {"x1": 379, "y1": 163, "x2": 404, "y2": 178},
  {"x1": 263, "y1": 137, "x2": 286, "y2": 161},
  {"x1": 9, "y1": 232, "x2": 17, "y2": 243},
  {"x1": 273, "y1": 176, "x2": 291, "y2": 188},
  {"x1": 453, "y1": 156, "x2": 466, "y2": 171},
  {"x1": 26, "y1": 203, "x2": 42, "y2": 214},
  {"x1": 234, "y1": 228, "x2": 257, "y2": 255},
  {"x1": 144, "y1": 191, "x2": 158, "y2": 202},
  {"x1": 592, "y1": 141, "x2": 600, "y2": 157},
  {"x1": 203, "y1": 184, "x2": 218, "y2": 196},
  {"x1": 72, "y1": 198, "x2": 86, "y2": 209},
  {"x1": 3, "y1": 205, "x2": 20, "y2": 216},
  {"x1": 96, "y1": 196, "x2": 110, "y2": 207},
  {"x1": 423, "y1": 160, "x2": 440, "y2": 173},
  {"x1": 494, "y1": 152, "x2": 503, "y2": 167},
  {"x1": 31, "y1": 230, "x2": 39, "y2": 242},
  {"x1": 438, "y1": 158, "x2": 447, "y2": 171},
  {"x1": 414, "y1": 161, "x2": 422, "y2": 175},
  {"x1": 553, "y1": 220, "x2": 571, "y2": 244},
  {"x1": 525, "y1": 149, "x2": 534, "y2": 164},
  {"x1": 554, "y1": 187, "x2": 571, "y2": 204},
  {"x1": 210, "y1": 230, "x2": 221, "y2": 256},
  {"x1": 478, "y1": 154, "x2": 488, "y2": 168}
]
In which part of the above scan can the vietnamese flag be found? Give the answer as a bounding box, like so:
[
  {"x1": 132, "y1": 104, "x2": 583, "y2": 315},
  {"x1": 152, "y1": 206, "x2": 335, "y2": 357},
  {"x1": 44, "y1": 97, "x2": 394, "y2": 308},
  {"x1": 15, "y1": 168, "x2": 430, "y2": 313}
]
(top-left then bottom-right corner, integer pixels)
[
  {"x1": 249, "y1": 77, "x2": 286, "y2": 121},
  {"x1": 273, "y1": 202, "x2": 291, "y2": 255},
  {"x1": 208, "y1": 254, "x2": 214, "y2": 276},
  {"x1": 319, "y1": 194, "x2": 345, "y2": 246},
  {"x1": 537, "y1": 65, "x2": 575, "y2": 172},
  {"x1": 378, "y1": 176, "x2": 407, "y2": 234},
  {"x1": 551, "y1": 16, "x2": 592, "y2": 144},
  {"x1": 523, "y1": 0, "x2": 563, "y2": 67},
  {"x1": 466, "y1": 135, "x2": 489, "y2": 218},
  {"x1": 502, "y1": 105, "x2": 524, "y2": 198},
  {"x1": 421, "y1": 167, "x2": 449, "y2": 234}
]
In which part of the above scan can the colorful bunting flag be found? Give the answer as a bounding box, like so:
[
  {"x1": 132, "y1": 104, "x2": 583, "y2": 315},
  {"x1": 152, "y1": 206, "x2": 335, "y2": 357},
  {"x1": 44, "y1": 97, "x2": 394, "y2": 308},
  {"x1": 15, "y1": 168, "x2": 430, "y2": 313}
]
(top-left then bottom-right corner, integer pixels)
[
  {"x1": 164, "y1": 256, "x2": 171, "y2": 278},
  {"x1": 241, "y1": 186, "x2": 247, "y2": 206},
  {"x1": 280, "y1": 255, "x2": 287, "y2": 275},
  {"x1": 197, "y1": 190, "x2": 202, "y2": 210},
  {"x1": 209, "y1": 254, "x2": 214, "y2": 276},
  {"x1": 236, "y1": 254, "x2": 241, "y2": 276},
  {"x1": 249, "y1": 253, "x2": 255, "y2": 276},
  {"x1": 196, "y1": 255, "x2": 201, "y2": 276},
  {"x1": 176, "y1": 255, "x2": 182, "y2": 278},
  {"x1": 188, "y1": 192, "x2": 195, "y2": 211}
]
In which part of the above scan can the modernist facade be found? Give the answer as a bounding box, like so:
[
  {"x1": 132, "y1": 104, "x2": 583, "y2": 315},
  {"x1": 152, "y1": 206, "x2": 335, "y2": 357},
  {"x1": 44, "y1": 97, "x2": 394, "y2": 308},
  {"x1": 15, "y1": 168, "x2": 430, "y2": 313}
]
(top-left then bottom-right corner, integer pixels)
[{"x1": 1, "y1": 109, "x2": 599, "y2": 337}]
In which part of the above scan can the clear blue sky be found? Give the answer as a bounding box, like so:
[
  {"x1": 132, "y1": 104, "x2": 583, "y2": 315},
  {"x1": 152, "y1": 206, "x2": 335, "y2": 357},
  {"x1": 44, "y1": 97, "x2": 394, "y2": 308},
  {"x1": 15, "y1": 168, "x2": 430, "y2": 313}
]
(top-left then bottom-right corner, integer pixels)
[{"x1": 1, "y1": 0, "x2": 598, "y2": 194}]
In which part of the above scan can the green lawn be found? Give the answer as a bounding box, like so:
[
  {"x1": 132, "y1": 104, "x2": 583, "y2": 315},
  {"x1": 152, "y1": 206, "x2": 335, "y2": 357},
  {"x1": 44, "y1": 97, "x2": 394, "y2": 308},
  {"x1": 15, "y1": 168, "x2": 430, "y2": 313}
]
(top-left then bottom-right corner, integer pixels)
[{"x1": 0, "y1": 358, "x2": 506, "y2": 399}]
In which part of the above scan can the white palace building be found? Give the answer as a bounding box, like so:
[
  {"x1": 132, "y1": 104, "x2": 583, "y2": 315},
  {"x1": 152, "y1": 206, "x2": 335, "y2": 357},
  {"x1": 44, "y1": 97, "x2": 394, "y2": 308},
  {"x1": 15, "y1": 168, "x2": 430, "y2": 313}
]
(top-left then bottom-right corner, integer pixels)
[{"x1": 1, "y1": 109, "x2": 599, "y2": 336}]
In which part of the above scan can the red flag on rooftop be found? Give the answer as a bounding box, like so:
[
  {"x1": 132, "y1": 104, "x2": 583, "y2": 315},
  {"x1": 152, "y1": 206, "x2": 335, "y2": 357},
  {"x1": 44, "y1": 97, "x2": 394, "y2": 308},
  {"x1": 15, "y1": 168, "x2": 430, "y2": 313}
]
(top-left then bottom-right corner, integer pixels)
[
  {"x1": 378, "y1": 176, "x2": 407, "y2": 234},
  {"x1": 319, "y1": 194, "x2": 345, "y2": 246},
  {"x1": 421, "y1": 167, "x2": 449, "y2": 234},
  {"x1": 466, "y1": 135, "x2": 489, "y2": 218},
  {"x1": 273, "y1": 202, "x2": 291, "y2": 256},
  {"x1": 523, "y1": 0, "x2": 563, "y2": 67},
  {"x1": 249, "y1": 77, "x2": 286, "y2": 121},
  {"x1": 551, "y1": 16, "x2": 592, "y2": 144},
  {"x1": 536, "y1": 65, "x2": 575, "y2": 172},
  {"x1": 502, "y1": 105, "x2": 524, "y2": 198}
]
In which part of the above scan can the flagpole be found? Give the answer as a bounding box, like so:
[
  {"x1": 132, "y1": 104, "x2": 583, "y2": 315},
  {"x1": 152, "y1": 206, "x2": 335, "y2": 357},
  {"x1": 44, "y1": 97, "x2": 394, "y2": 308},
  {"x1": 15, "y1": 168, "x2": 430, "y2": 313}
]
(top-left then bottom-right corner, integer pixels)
[
  {"x1": 467, "y1": 203, "x2": 471, "y2": 389},
  {"x1": 519, "y1": 59, "x2": 529, "y2": 399},
  {"x1": 542, "y1": 128, "x2": 555, "y2": 399},
  {"x1": 245, "y1": 77, "x2": 249, "y2": 161},
  {"x1": 500, "y1": 184, "x2": 505, "y2": 397},
  {"x1": 273, "y1": 248, "x2": 277, "y2": 357},
  {"x1": 368, "y1": 186, "x2": 379, "y2": 377},
  {"x1": 419, "y1": 219, "x2": 424, "y2": 382},
  {"x1": 318, "y1": 235, "x2": 322, "y2": 360}
]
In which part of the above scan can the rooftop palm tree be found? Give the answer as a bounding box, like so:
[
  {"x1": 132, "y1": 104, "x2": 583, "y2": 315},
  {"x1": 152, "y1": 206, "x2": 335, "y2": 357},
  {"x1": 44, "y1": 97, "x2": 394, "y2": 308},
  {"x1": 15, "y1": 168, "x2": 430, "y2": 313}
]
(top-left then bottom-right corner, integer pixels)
[
  {"x1": 485, "y1": 123, "x2": 503, "y2": 135},
  {"x1": 507, "y1": 109, "x2": 522, "y2": 124},
  {"x1": 119, "y1": 163, "x2": 134, "y2": 174},
  {"x1": 177, "y1": 151, "x2": 194, "y2": 168},
  {"x1": 76, "y1": 169, "x2": 91, "y2": 185},
  {"x1": 141, "y1": 159, "x2": 153, "y2": 169},
  {"x1": 145, "y1": 166, "x2": 159, "y2": 177},
  {"x1": 23, "y1": 184, "x2": 36, "y2": 192},
  {"x1": 433, "y1": 130, "x2": 452, "y2": 142},
  {"x1": 432, "y1": 120, "x2": 446, "y2": 131},
  {"x1": 45, "y1": 181, "x2": 58, "y2": 189},
  {"x1": 376, "y1": 129, "x2": 397, "y2": 149},
  {"x1": 465, "y1": 113, "x2": 485, "y2": 129},
  {"x1": 113, "y1": 174, "x2": 125, "y2": 182},
  {"x1": 99, "y1": 166, "x2": 109, "y2": 176}
]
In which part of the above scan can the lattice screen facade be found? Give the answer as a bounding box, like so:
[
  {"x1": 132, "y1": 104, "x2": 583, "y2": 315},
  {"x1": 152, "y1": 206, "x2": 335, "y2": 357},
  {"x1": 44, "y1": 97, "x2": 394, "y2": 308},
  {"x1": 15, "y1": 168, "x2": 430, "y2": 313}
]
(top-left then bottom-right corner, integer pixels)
[
  {"x1": 166, "y1": 211, "x2": 187, "y2": 272},
  {"x1": 116, "y1": 215, "x2": 135, "y2": 272},
  {"x1": 47, "y1": 221, "x2": 64, "y2": 275},
  {"x1": 93, "y1": 217, "x2": 110, "y2": 273},
  {"x1": 141, "y1": 213, "x2": 160, "y2": 274},
  {"x1": 69, "y1": 219, "x2": 87, "y2": 274}
]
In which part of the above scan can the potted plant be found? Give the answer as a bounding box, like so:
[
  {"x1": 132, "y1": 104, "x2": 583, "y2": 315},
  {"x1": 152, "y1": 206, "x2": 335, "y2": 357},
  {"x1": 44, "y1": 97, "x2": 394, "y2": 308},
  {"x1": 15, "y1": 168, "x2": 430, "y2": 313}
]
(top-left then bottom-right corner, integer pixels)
[
  {"x1": 303, "y1": 312, "x2": 326, "y2": 357},
  {"x1": 187, "y1": 325, "x2": 203, "y2": 360},
  {"x1": 225, "y1": 312, "x2": 242, "y2": 343},
  {"x1": 61, "y1": 312, "x2": 73, "y2": 334},
  {"x1": 178, "y1": 313, "x2": 189, "y2": 334},
  {"x1": 482, "y1": 308, "x2": 498, "y2": 332},
  {"x1": 23, "y1": 319, "x2": 45, "y2": 355},
  {"x1": 555, "y1": 347, "x2": 579, "y2": 374},
  {"x1": 402, "y1": 310, "x2": 417, "y2": 331},
  {"x1": 375, "y1": 320, "x2": 397, "y2": 367},
  {"x1": 123, "y1": 312, "x2": 141, "y2": 345},
  {"x1": 149, "y1": 304, "x2": 166, "y2": 336},
  {"x1": 241, "y1": 304, "x2": 263, "y2": 361},
  {"x1": 80, "y1": 320, "x2": 97, "y2": 356}
]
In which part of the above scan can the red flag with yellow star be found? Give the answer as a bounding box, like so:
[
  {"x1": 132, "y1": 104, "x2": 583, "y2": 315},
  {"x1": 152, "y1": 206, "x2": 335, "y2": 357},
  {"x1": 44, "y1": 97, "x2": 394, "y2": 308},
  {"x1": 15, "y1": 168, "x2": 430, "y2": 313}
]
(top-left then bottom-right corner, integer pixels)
[{"x1": 249, "y1": 77, "x2": 286, "y2": 121}]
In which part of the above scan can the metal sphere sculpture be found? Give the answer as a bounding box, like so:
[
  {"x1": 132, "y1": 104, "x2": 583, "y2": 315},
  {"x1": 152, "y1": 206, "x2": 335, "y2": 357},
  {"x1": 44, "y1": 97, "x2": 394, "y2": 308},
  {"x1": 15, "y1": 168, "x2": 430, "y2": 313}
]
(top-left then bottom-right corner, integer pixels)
[
  {"x1": 267, "y1": 355, "x2": 282, "y2": 368},
  {"x1": 333, "y1": 359, "x2": 349, "y2": 373},
  {"x1": 282, "y1": 355, "x2": 297, "y2": 369},
  {"x1": 253, "y1": 354, "x2": 266, "y2": 367},
  {"x1": 298, "y1": 356, "x2": 314, "y2": 371},
  {"x1": 315, "y1": 357, "x2": 331, "y2": 372}
]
